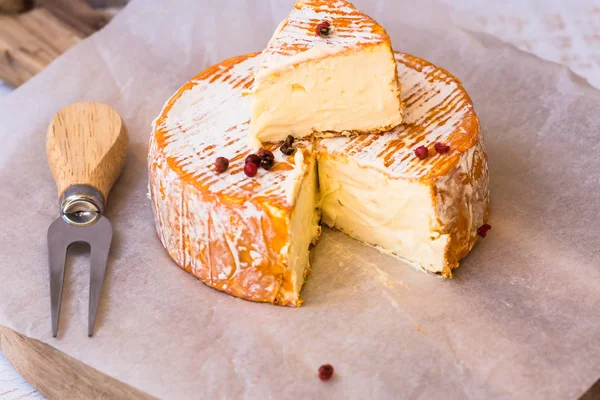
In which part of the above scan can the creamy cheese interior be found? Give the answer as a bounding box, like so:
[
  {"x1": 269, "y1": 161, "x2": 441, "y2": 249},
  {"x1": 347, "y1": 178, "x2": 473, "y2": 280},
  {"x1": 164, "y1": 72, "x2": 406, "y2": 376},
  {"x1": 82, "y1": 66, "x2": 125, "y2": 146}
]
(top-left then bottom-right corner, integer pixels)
[
  {"x1": 250, "y1": 43, "x2": 402, "y2": 148},
  {"x1": 287, "y1": 155, "x2": 321, "y2": 297},
  {"x1": 318, "y1": 153, "x2": 450, "y2": 273}
]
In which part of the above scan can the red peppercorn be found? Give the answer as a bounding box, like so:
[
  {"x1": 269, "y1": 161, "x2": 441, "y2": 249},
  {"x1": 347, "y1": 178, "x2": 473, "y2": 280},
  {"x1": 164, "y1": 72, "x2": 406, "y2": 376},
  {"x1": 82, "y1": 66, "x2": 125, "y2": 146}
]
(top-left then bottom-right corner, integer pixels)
[
  {"x1": 244, "y1": 162, "x2": 258, "y2": 177},
  {"x1": 414, "y1": 145, "x2": 428, "y2": 159},
  {"x1": 318, "y1": 364, "x2": 334, "y2": 381},
  {"x1": 245, "y1": 154, "x2": 261, "y2": 167},
  {"x1": 214, "y1": 157, "x2": 229, "y2": 173},
  {"x1": 477, "y1": 224, "x2": 492, "y2": 238},
  {"x1": 434, "y1": 142, "x2": 450, "y2": 154},
  {"x1": 316, "y1": 21, "x2": 331, "y2": 37}
]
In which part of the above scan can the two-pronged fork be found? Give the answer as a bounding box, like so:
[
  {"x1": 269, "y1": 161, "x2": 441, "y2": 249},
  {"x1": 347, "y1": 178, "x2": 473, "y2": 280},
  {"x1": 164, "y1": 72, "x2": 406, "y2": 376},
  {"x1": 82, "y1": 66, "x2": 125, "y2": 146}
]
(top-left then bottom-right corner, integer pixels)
[{"x1": 46, "y1": 102, "x2": 127, "y2": 337}]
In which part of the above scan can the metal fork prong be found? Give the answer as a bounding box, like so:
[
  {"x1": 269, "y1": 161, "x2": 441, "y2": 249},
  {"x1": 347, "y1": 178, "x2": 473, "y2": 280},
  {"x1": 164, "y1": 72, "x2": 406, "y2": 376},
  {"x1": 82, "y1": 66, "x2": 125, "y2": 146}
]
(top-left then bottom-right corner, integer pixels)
[
  {"x1": 87, "y1": 216, "x2": 113, "y2": 337},
  {"x1": 48, "y1": 218, "x2": 71, "y2": 338}
]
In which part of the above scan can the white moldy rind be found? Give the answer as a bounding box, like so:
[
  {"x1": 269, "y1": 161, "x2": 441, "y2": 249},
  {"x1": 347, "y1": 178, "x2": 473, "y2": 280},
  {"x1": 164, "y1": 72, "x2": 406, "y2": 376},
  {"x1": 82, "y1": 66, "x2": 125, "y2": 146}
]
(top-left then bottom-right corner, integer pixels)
[
  {"x1": 432, "y1": 139, "x2": 490, "y2": 274},
  {"x1": 149, "y1": 129, "x2": 315, "y2": 304},
  {"x1": 257, "y1": 0, "x2": 386, "y2": 79},
  {"x1": 319, "y1": 53, "x2": 472, "y2": 178},
  {"x1": 155, "y1": 55, "x2": 309, "y2": 206}
]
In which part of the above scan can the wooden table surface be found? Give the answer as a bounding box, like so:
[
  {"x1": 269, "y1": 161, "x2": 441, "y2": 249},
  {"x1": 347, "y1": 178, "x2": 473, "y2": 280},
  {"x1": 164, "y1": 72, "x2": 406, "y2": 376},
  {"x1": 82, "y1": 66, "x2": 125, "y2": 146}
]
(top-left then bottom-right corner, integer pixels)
[{"x1": 1, "y1": 1, "x2": 599, "y2": 398}]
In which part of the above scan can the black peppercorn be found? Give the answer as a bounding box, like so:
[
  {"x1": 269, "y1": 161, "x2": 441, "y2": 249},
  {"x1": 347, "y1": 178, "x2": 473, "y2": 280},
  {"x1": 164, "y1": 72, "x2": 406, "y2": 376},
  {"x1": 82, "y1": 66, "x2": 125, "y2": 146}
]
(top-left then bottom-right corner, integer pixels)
[
  {"x1": 260, "y1": 157, "x2": 274, "y2": 170},
  {"x1": 280, "y1": 143, "x2": 294, "y2": 155}
]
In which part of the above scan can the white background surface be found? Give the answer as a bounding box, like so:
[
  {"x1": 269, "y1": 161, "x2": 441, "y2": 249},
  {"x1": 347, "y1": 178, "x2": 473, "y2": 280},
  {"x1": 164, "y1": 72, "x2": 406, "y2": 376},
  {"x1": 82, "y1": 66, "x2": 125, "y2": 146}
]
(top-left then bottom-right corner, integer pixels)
[{"x1": 1, "y1": 1, "x2": 599, "y2": 398}]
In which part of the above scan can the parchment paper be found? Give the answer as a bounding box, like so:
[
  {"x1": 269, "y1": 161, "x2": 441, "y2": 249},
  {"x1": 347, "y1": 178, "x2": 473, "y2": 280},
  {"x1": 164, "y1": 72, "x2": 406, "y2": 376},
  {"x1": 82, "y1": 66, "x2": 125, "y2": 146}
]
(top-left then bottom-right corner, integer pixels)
[{"x1": 1, "y1": 0, "x2": 599, "y2": 398}]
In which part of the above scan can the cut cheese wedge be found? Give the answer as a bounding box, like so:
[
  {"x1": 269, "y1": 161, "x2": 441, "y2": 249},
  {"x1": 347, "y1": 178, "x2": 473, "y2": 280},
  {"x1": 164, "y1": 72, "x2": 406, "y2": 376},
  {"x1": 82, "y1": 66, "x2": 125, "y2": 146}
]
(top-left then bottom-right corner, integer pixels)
[
  {"x1": 149, "y1": 52, "x2": 489, "y2": 306},
  {"x1": 249, "y1": 0, "x2": 403, "y2": 148}
]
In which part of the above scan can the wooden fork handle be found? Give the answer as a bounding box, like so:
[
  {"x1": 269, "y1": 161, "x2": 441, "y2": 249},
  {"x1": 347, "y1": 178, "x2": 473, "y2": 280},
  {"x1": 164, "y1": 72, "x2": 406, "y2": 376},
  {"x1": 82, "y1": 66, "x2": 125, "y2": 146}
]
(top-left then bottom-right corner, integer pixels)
[{"x1": 46, "y1": 102, "x2": 128, "y2": 205}]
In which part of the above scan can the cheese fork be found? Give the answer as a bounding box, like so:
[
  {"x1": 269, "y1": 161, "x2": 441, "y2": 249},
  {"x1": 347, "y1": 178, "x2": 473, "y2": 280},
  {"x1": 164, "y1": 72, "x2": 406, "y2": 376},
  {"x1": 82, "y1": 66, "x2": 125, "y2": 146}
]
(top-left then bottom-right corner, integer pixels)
[{"x1": 46, "y1": 102, "x2": 127, "y2": 337}]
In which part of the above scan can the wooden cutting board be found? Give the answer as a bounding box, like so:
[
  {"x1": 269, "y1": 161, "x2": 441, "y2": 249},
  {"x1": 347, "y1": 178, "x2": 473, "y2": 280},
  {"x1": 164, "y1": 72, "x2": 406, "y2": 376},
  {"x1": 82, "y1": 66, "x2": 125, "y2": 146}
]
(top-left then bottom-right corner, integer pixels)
[
  {"x1": 0, "y1": 326, "x2": 152, "y2": 399},
  {"x1": 0, "y1": 0, "x2": 118, "y2": 88}
]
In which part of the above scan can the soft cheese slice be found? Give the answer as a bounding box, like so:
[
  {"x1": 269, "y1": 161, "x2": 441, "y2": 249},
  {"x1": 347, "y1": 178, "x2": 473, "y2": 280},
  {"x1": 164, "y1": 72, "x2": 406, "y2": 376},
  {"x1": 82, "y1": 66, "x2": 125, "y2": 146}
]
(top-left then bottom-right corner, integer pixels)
[
  {"x1": 149, "y1": 54, "x2": 321, "y2": 306},
  {"x1": 249, "y1": 0, "x2": 403, "y2": 148}
]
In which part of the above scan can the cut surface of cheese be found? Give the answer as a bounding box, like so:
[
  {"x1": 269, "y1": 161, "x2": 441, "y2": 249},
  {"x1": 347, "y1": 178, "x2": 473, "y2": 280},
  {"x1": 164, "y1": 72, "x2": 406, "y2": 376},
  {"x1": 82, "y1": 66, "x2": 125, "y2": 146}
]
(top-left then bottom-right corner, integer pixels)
[
  {"x1": 249, "y1": 0, "x2": 403, "y2": 148},
  {"x1": 148, "y1": 52, "x2": 489, "y2": 306}
]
